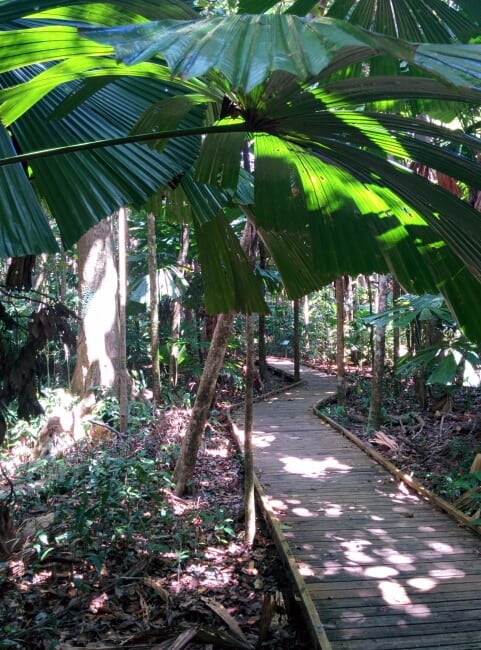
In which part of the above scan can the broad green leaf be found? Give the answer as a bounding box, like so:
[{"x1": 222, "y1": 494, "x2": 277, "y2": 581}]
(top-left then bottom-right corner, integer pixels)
[
  {"x1": 415, "y1": 43, "x2": 481, "y2": 90},
  {"x1": 159, "y1": 182, "x2": 191, "y2": 225},
  {"x1": 194, "y1": 212, "x2": 267, "y2": 314},
  {"x1": 259, "y1": 228, "x2": 354, "y2": 298},
  {"x1": 194, "y1": 120, "x2": 245, "y2": 189},
  {"x1": 80, "y1": 15, "x2": 375, "y2": 91},
  {"x1": 254, "y1": 135, "x2": 308, "y2": 232},
  {"x1": 4, "y1": 69, "x2": 204, "y2": 248},
  {"x1": 0, "y1": 0, "x2": 197, "y2": 23},
  {"x1": 285, "y1": 1, "x2": 321, "y2": 16},
  {"x1": 0, "y1": 125, "x2": 58, "y2": 256},
  {"x1": 0, "y1": 58, "x2": 173, "y2": 125},
  {"x1": 238, "y1": 0, "x2": 277, "y2": 12},
  {"x1": 427, "y1": 353, "x2": 458, "y2": 385},
  {"x1": 326, "y1": 0, "x2": 479, "y2": 42},
  {"x1": 80, "y1": 13, "x2": 481, "y2": 96},
  {"x1": 131, "y1": 93, "x2": 211, "y2": 152},
  {"x1": 180, "y1": 172, "x2": 231, "y2": 225},
  {"x1": 0, "y1": 26, "x2": 113, "y2": 73}
]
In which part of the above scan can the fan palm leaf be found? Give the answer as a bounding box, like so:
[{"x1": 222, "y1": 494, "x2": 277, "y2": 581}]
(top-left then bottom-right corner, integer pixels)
[{"x1": 3, "y1": 3, "x2": 481, "y2": 335}]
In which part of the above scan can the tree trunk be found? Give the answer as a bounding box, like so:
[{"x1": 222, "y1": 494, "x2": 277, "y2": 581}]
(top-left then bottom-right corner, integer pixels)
[
  {"x1": 293, "y1": 298, "x2": 301, "y2": 382},
  {"x1": 71, "y1": 217, "x2": 120, "y2": 404},
  {"x1": 303, "y1": 294, "x2": 310, "y2": 358},
  {"x1": 335, "y1": 277, "x2": 346, "y2": 404},
  {"x1": 169, "y1": 224, "x2": 189, "y2": 389},
  {"x1": 244, "y1": 312, "x2": 256, "y2": 545},
  {"x1": 240, "y1": 220, "x2": 258, "y2": 542},
  {"x1": 173, "y1": 221, "x2": 258, "y2": 497},
  {"x1": 118, "y1": 208, "x2": 129, "y2": 433},
  {"x1": 33, "y1": 253, "x2": 47, "y2": 292},
  {"x1": 367, "y1": 274, "x2": 389, "y2": 435},
  {"x1": 147, "y1": 212, "x2": 162, "y2": 404},
  {"x1": 392, "y1": 278, "x2": 401, "y2": 366},
  {"x1": 257, "y1": 241, "x2": 268, "y2": 382},
  {"x1": 366, "y1": 274, "x2": 375, "y2": 366},
  {"x1": 173, "y1": 311, "x2": 235, "y2": 496}
]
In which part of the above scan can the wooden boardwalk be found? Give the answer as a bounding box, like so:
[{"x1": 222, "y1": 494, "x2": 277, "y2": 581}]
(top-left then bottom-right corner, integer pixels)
[{"x1": 242, "y1": 359, "x2": 481, "y2": 649}]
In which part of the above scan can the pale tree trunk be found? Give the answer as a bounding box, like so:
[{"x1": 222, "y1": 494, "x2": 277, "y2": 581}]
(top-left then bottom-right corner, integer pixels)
[
  {"x1": 244, "y1": 312, "x2": 256, "y2": 546},
  {"x1": 33, "y1": 253, "x2": 47, "y2": 292},
  {"x1": 117, "y1": 208, "x2": 129, "y2": 434},
  {"x1": 367, "y1": 274, "x2": 389, "y2": 435},
  {"x1": 169, "y1": 224, "x2": 190, "y2": 389},
  {"x1": 173, "y1": 311, "x2": 235, "y2": 496},
  {"x1": 335, "y1": 277, "x2": 346, "y2": 405},
  {"x1": 293, "y1": 298, "x2": 301, "y2": 382},
  {"x1": 147, "y1": 212, "x2": 161, "y2": 404},
  {"x1": 71, "y1": 217, "x2": 120, "y2": 404}
]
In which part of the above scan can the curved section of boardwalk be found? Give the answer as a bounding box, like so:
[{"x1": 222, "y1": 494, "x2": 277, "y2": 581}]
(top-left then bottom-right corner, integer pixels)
[{"x1": 247, "y1": 359, "x2": 481, "y2": 649}]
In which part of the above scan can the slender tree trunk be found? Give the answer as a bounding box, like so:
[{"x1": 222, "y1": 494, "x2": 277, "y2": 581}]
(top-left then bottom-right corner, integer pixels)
[
  {"x1": 392, "y1": 279, "x2": 401, "y2": 366},
  {"x1": 244, "y1": 312, "x2": 256, "y2": 545},
  {"x1": 173, "y1": 220, "x2": 258, "y2": 497},
  {"x1": 335, "y1": 277, "x2": 346, "y2": 404},
  {"x1": 147, "y1": 212, "x2": 161, "y2": 404},
  {"x1": 173, "y1": 311, "x2": 235, "y2": 495},
  {"x1": 240, "y1": 220, "x2": 258, "y2": 541},
  {"x1": 173, "y1": 144, "x2": 258, "y2": 497},
  {"x1": 367, "y1": 274, "x2": 389, "y2": 434},
  {"x1": 33, "y1": 253, "x2": 47, "y2": 292},
  {"x1": 71, "y1": 217, "x2": 120, "y2": 403},
  {"x1": 59, "y1": 250, "x2": 67, "y2": 303},
  {"x1": 303, "y1": 294, "x2": 310, "y2": 358},
  {"x1": 293, "y1": 298, "x2": 301, "y2": 382},
  {"x1": 118, "y1": 207, "x2": 129, "y2": 433},
  {"x1": 169, "y1": 224, "x2": 189, "y2": 389},
  {"x1": 257, "y1": 241, "x2": 268, "y2": 382},
  {"x1": 366, "y1": 274, "x2": 375, "y2": 366}
]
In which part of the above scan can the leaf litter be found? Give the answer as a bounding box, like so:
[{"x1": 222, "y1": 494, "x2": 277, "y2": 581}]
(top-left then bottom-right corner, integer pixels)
[{"x1": 0, "y1": 404, "x2": 303, "y2": 649}]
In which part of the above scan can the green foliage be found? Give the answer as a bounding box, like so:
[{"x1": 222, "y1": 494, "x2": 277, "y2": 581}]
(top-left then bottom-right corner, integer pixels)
[
  {"x1": 319, "y1": 403, "x2": 348, "y2": 425},
  {"x1": 364, "y1": 293, "x2": 455, "y2": 331},
  {"x1": 92, "y1": 389, "x2": 153, "y2": 433},
  {"x1": 0, "y1": 292, "x2": 76, "y2": 440},
  {"x1": 16, "y1": 438, "x2": 176, "y2": 566},
  {"x1": 366, "y1": 293, "x2": 481, "y2": 390},
  {"x1": 425, "y1": 469, "x2": 481, "y2": 502}
]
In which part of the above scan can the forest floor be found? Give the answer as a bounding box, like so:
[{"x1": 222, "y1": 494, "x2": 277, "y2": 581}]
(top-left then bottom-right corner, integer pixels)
[
  {"x1": 0, "y1": 368, "x2": 306, "y2": 650},
  {"x1": 317, "y1": 364, "x2": 481, "y2": 518},
  {"x1": 3, "y1": 363, "x2": 480, "y2": 649}
]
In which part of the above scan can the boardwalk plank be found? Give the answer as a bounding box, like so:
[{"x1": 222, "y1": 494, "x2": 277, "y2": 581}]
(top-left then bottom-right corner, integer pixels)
[{"x1": 236, "y1": 359, "x2": 481, "y2": 649}]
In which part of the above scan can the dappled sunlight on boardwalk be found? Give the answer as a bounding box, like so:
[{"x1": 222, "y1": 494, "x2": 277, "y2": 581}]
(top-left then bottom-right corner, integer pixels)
[
  {"x1": 279, "y1": 455, "x2": 352, "y2": 478},
  {"x1": 242, "y1": 360, "x2": 481, "y2": 649}
]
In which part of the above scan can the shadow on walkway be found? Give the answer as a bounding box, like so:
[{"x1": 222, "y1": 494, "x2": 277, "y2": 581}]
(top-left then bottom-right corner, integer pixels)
[{"x1": 245, "y1": 359, "x2": 481, "y2": 650}]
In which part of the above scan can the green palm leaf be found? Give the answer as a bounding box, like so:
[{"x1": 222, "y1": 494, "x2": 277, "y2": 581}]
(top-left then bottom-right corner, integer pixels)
[
  {"x1": 81, "y1": 15, "x2": 376, "y2": 90},
  {"x1": 326, "y1": 0, "x2": 479, "y2": 41},
  {"x1": 0, "y1": 0, "x2": 197, "y2": 24},
  {"x1": 0, "y1": 125, "x2": 57, "y2": 255},
  {"x1": 81, "y1": 14, "x2": 481, "y2": 94}
]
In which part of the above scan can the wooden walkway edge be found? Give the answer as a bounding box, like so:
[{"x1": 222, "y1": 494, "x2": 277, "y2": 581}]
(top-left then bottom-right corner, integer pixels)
[{"x1": 233, "y1": 359, "x2": 481, "y2": 649}]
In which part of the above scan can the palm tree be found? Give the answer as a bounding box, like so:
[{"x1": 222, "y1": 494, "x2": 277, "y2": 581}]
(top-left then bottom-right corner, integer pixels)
[
  {"x1": 3, "y1": 1, "x2": 481, "y2": 334},
  {"x1": 4, "y1": 0, "x2": 481, "y2": 492}
]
